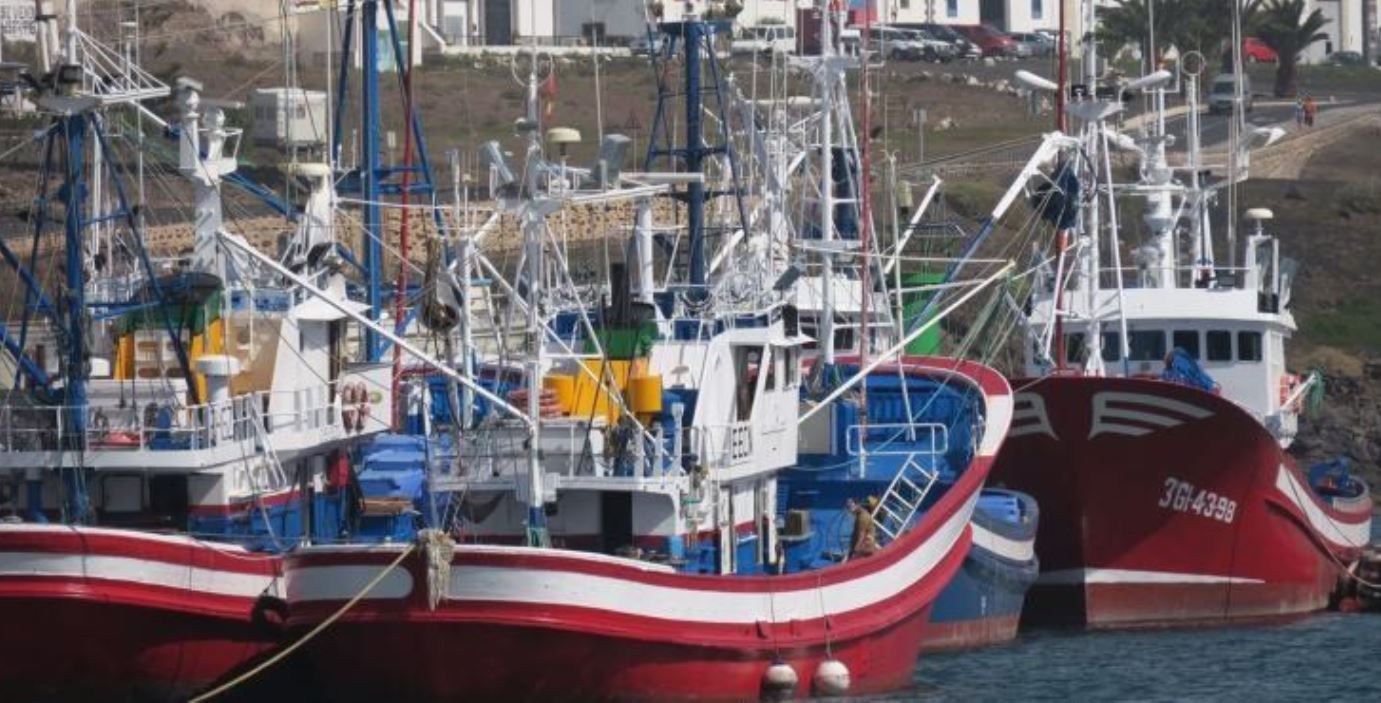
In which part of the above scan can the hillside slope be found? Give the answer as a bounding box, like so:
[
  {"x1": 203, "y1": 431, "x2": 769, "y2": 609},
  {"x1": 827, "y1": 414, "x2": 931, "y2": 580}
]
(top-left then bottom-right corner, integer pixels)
[{"x1": 1251, "y1": 117, "x2": 1381, "y2": 484}]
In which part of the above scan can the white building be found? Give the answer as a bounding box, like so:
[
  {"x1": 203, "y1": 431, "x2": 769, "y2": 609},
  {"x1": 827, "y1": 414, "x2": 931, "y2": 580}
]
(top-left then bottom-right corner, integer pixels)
[
  {"x1": 887, "y1": 0, "x2": 981, "y2": 26},
  {"x1": 285, "y1": 0, "x2": 1374, "y2": 58},
  {"x1": 249, "y1": 88, "x2": 329, "y2": 148},
  {"x1": 1304, "y1": 0, "x2": 1366, "y2": 62},
  {"x1": 555, "y1": 0, "x2": 655, "y2": 43}
]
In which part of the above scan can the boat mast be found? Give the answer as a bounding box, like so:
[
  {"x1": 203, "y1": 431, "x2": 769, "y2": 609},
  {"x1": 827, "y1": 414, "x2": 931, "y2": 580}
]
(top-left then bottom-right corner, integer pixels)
[
  {"x1": 858, "y1": 0, "x2": 874, "y2": 385},
  {"x1": 331, "y1": 0, "x2": 440, "y2": 364},
  {"x1": 519, "y1": 47, "x2": 549, "y2": 548},
  {"x1": 1052, "y1": 0, "x2": 1068, "y2": 368},
  {"x1": 1225, "y1": 0, "x2": 1245, "y2": 278},
  {"x1": 818, "y1": 4, "x2": 838, "y2": 366},
  {"x1": 391, "y1": 0, "x2": 420, "y2": 428},
  {"x1": 1079, "y1": 0, "x2": 1103, "y2": 375}
]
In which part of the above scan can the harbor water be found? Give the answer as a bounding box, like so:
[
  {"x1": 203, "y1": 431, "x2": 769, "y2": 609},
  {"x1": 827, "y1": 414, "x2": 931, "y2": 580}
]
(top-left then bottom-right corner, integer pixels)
[
  {"x1": 880, "y1": 520, "x2": 1381, "y2": 701},
  {"x1": 901, "y1": 612, "x2": 1381, "y2": 700}
]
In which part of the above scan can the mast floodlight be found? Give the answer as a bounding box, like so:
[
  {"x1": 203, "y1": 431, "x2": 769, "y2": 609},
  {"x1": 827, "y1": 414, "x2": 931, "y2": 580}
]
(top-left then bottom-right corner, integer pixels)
[
  {"x1": 1015, "y1": 70, "x2": 1059, "y2": 92},
  {"x1": 1124, "y1": 70, "x2": 1173, "y2": 93}
]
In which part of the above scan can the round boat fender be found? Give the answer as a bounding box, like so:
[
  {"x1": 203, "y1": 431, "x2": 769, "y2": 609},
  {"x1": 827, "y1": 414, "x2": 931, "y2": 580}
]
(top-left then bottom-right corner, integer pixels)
[
  {"x1": 251, "y1": 593, "x2": 289, "y2": 637},
  {"x1": 813, "y1": 659, "x2": 851, "y2": 697},
  {"x1": 761, "y1": 659, "x2": 798, "y2": 699}
]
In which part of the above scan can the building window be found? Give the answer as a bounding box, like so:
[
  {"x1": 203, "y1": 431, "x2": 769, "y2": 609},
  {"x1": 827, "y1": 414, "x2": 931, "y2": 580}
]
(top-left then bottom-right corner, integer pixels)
[
  {"x1": 1206, "y1": 331, "x2": 1233, "y2": 361},
  {"x1": 947, "y1": 0, "x2": 959, "y2": 17},
  {"x1": 1128, "y1": 330, "x2": 1166, "y2": 361},
  {"x1": 901, "y1": 0, "x2": 910, "y2": 7},
  {"x1": 1238, "y1": 331, "x2": 1263, "y2": 362},
  {"x1": 1172, "y1": 330, "x2": 1200, "y2": 358},
  {"x1": 1032, "y1": 0, "x2": 1044, "y2": 19}
]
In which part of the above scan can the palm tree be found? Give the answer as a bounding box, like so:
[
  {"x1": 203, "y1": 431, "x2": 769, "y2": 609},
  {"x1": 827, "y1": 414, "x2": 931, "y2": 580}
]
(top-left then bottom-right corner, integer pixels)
[
  {"x1": 1254, "y1": 0, "x2": 1330, "y2": 97},
  {"x1": 1098, "y1": 0, "x2": 1184, "y2": 66},
  {"x1": 1097, "y1": 0, "x2": 1261, "y2": 73}
]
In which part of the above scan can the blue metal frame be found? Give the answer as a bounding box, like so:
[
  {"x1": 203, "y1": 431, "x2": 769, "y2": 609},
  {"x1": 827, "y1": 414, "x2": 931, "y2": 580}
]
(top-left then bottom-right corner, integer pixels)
[
  {"x1": 0, "y1": 110, "x2": 206, "y2": 523},
  {"x1": 642, "y1": 20, "x2": 749, "y2": 292},
  {"x1": 58, "y1": 114, "x2": 90, "y2": 523},
  {"x1": 11, "y1": 131, "x2": 59, "y2": 390},
  {"x1": 330, "y1": 0, "x2": 442, "y2": 362}
]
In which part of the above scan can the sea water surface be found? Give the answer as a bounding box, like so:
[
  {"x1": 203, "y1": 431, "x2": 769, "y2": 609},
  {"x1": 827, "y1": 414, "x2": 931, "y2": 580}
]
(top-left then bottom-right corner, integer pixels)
[
  {"x1": 862, "y1": 520, "x2": 1381, "y2": 701},
  {"x1": 894, "y1": 612, "x2": 1381, "y2": 701}
]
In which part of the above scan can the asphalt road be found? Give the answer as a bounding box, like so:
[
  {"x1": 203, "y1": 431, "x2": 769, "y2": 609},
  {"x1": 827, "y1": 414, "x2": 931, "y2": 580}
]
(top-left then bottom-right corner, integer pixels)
[{"x1": 1160, "y1": 101, "x2": 1297, "y2": 149}]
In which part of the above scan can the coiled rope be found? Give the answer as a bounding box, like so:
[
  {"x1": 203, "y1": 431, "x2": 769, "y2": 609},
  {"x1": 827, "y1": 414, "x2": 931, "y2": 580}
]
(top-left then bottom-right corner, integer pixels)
[{"x1": 189, "y1": 543, "x2": 417, "y2": 702}]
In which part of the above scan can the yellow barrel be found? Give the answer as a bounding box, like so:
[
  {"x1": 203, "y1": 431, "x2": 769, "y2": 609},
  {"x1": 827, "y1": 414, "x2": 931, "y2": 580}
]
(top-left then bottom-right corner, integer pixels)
[
  {"x1": 628, "y1": 374, "x2": 663, "y2": 417},
  {"x1": 542, "y1": 374, "x2": 577, "y2": 413}
]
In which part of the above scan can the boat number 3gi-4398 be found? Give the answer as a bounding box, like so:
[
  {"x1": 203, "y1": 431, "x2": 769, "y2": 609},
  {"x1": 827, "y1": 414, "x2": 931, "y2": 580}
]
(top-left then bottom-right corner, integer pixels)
[{"x1": 1157, "y1": 477, "x2": 1236, "y2": 524}]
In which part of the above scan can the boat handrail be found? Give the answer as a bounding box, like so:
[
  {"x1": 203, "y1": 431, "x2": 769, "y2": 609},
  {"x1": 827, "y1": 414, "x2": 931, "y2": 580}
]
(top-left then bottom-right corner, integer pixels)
[
  {"x1": 846, "y1": 422, "x2": 949, "y2": 457},
  {"x1": 0, "y1": 382, "x2": 340, "y2": 455}
]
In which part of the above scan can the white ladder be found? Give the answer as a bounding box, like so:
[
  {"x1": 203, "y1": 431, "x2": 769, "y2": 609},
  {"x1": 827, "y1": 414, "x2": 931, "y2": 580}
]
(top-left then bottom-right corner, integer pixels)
[
  {"x1": 871, "y1": 455, "x2": 939, "y2": 544},
  {"x1": 245, "y1": 401, "x2": 290, "y2": 495}
]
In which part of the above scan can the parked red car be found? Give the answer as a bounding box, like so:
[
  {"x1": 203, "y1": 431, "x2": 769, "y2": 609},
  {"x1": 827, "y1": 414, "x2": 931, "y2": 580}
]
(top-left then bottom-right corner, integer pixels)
[
  {"x1": 953, "y1": 24, "x2": 1017, "y2": 57},
  {"x1": 1244, "y1": 37, "x2": 1278, "y2": 63}
]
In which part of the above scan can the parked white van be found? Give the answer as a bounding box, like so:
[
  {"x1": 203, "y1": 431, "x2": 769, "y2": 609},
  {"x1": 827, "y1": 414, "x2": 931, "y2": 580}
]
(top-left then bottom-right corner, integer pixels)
[{"x1": 731, "y1": 25, "x2": 796, "y2": 56}]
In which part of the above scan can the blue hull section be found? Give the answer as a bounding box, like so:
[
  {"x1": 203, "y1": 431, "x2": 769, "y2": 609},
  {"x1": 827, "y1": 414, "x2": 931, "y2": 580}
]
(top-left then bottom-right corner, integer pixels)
[{"x1": 924, "y1": 488, "x2": 1039, "y2": 651}]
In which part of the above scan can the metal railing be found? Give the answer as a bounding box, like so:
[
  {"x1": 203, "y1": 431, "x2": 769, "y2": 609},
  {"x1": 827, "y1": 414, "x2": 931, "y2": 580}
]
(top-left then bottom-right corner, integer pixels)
[
  {"x1": 0, "y1": 384, "x2": 339, "y2": 454},
  {"x1": 846, "y1": 422, "x2": 949, "y2": 457}
]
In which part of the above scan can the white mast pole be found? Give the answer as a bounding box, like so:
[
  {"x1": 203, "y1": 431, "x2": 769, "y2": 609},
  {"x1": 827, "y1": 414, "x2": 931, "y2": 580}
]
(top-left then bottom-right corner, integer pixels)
[
  {"x1": 521, "y1": 47, "x2": 547, "y2": 547},
  {"x1": 819, "y1": 6, "x2": 836, "y2": 366},
  {"x1": 64, "y1": 0, "x2": 75, "y2": 62},
  {"x1": 450, "y1": 149, "x2": 474, "y2": 432},
  {"x1": 1081, "y1": 0, "x2": 1103, "y2": 375}
]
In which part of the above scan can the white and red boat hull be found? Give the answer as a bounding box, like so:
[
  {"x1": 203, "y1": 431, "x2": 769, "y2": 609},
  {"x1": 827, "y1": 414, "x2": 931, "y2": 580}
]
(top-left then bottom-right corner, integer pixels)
[
  {"x1": 0, "y1": 524, "x2": 283, "y2": 699},
  {"x1": 993, "y1": 376, "x2": 1372, "y2": 629},
  {"x1": 284, "y1": 359, "x2": 1013, "y2": 701}
]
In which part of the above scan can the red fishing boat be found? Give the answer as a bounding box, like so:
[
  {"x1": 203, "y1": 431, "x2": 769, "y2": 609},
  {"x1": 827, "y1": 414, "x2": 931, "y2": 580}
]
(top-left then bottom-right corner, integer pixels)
[
  {"x1": 283, "y1": 356, "x2": 1013, "y2": 701},
  {"x1": 997, "y1": 376, "x2": 1371, "y2": 628},
  {"x1": 0, "y1": 525, "x2": 282, "y2": 700},
  {"x1": 995, "y1": 45, "x2": 1372, "y2": 627}
]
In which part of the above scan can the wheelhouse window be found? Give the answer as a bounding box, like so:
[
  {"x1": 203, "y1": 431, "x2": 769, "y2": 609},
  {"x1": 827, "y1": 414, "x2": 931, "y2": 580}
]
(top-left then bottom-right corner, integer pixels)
[
  {"x1": 1128, "y1": 330, "x2": 1166, "y2": 362},
  {"x1": 733, "y1": 346, "x2": 764, "y2": 421},
  {"x1": 1065, "y1": 333, "x2": 1086, "y2": 364},
  {"x1": 833, "y1": 328, "x2": 855, "y2": 352},
  {"x1": 1101, "y1": 331, "x2": 1121, "y2": 362},
  {"x1": 1206, "y1": 331, "x2": 1233, "y2": 361},
  {"x1": 1237, "y1": 331, "x2": 1263, "y2": 362},
  {"x1": 1172, "y1": 330, "x2": 1200, "y2": 358},
  {"x1": 784, "y1": 347, "x2": 799, "y2": 389}
]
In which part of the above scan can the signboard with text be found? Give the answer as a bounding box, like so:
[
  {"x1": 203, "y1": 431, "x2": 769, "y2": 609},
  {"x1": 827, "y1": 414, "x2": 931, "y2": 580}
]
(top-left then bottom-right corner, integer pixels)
[{"x1": 0, "y1": 1, "x2": 35, "y2": 42}]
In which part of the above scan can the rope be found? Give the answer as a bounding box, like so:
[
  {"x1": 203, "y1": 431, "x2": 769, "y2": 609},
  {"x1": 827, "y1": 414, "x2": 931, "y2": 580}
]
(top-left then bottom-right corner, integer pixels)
[{"x1": 189, "y1": 543, "x2": 417, "y2": 702}]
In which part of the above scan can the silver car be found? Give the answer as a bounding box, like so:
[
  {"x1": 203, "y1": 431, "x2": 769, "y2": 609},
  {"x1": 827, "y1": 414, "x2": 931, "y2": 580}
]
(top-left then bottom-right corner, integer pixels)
[{"x1": 1208, "y1": 73, "x2": 1254, "y2": 114}]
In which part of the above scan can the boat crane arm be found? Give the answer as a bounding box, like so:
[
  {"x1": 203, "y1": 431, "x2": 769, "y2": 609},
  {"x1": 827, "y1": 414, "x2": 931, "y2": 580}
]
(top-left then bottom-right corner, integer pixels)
[
  {"x1": 884, "y1": 175, "x2": 943, "y2": 275},
  {"x1": 799, "y1": 261, "x2": 1014, "y2": 425},
  {"x1": 216, "y1": 231, "x2": 534, "y2": 429},
  {"x1": 907, "y1": 132, "x2": 1075, "y2": 331}
]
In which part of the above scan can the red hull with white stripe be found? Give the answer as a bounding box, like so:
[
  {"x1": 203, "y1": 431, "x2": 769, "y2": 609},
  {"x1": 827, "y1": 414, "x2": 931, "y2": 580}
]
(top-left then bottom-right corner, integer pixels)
[
  {"x1": 993, "y1": 376, "x2": 1373, "y2": 629},
  {"x1": 0, "y1": 524, "x2": 282, "y2": 700},
  {"x1": 283, "y1": 359, "x2": 1012, "y2": 701}
]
